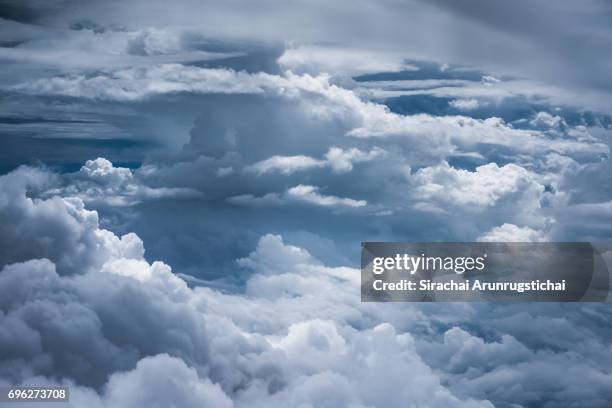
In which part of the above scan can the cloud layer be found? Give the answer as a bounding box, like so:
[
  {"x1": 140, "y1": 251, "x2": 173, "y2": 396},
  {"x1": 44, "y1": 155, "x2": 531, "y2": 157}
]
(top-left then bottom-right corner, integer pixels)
[
  {"x1": 1, "y1": 171, "x2": 612, "y2": 407},
  {"x1": 2, "y1": 2, "x2": 612, "y2": 407}
]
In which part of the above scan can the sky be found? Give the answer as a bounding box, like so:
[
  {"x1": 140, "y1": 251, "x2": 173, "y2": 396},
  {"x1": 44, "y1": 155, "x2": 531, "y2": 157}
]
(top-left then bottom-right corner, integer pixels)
[{"x1": 1, "y1": 1, "x2": 612, "y2": 407}]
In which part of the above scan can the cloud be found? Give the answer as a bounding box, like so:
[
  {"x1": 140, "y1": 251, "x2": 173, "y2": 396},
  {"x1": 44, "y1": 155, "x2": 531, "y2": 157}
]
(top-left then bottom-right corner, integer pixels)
[
  {"x1": 51, "y1": 158, "x2": 203, "y2": 207},
  {"x1": 0, "y1": 257, "x2": 208, "y2": 388},
  {"x1": 324, "y1": 147, "x2": 385, "y2": 173},
  {"x1": 5, "y1": 0, "x2": 612, "y2": 122},
  {"x1": 9, "y1": 63, "x2": 608, "y2": 167},
  {"x1": 406, "y1": 161, "x2": 555, "y2": 237},
  {"x1": 477, "y1": 223, "x2": 547, "y2": 242},
  {"x1": 286, "y1": 185, "x2": 367, "y2": 208},
  {"x1": 0, "y1": 172, "x2": 494, "y2": 407},
  {"x1": 80, "y1": 157, "x2": 133, "y2": 183},
  {"x1": 25, "y1": 64, "x2": 601, "y2": 272},
  {"x1": 428, "y1": 327, "x2": 533, "y2": 375},
  {"x1": 72, "y1": 354, "x2": 233, "y2": 408},
  {"x1": 247, "y1": 147, "x2": 385, "y2": 176},
  {"x1": 226, "y1": 192, "x2": 284, "y2": 207},
  {"x1": 418, "y1": 324, "x2": 612, "y2": 407},
  {"x1": 10, "y1": 60, "x2": 604, "y2": 275},
  {"x1": 2, "y1": 3, "x2": 612, "y2": 407},
  {"x1": 237, "y1": 234, "x2": 315, "y2": 275},
  {"x1": 1, "y1": 170, "x2": 612, "y2": 407},
  {"x1": 229, "y1": 185, "x2": 367, "y2": 209},
  {"x1": 0, "y1": 22, "x2": 232, "y2": 80},
  {"x1": 413, "y1": 161, "x2": 543, "y2": 208},
  {"x1": 347, "y1": 113, "x2": 606, "y2": 159},
  {"x1": 0, "y1": 166, "x2": 142, "y2": 275},
  {"x1": 9, "y1": 0, "x2": 612, "y2": 97},
  {"x1": 216, "y1": 166, "x2": 235, "y2": 176},
  {"x1": 126, "y1": 28, "x2": 181, "y2": 56},
  {"x1": 449, "y1": 98, "x2": 480, "y2": 111},
  {"x1": 529, "y1": 111, "x2": 566, "y2": 131},
  {"x1": 278, "y1": 45, "x2": 417, "y2": 76},
  {"x1": 10, "y1": 65, "x2": 279, "y2": 101},
  {"x1": 246, "y1": 155, "x2": 326, "y2": 175},
  {"x1": 11, "y1": 63, "x2": 608, "y2": 158}
]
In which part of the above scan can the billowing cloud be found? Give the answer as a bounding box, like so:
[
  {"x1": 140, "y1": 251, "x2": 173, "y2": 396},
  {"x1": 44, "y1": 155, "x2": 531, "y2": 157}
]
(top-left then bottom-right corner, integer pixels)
[
  {"x1": 70, "y1": 354, "x2": 233, "y2": 408},
  {"x1": 54, "y1": 158, "x2": 202, "y2": 207},
  {"x1": 7, "y1": 53, "x2": 605, "y2": 273},
  {"x1": 1, "y1": 166, "x2": 612, "y2": 407},
  {"x1": 413, "y1": 162, "x2": 543, "y2": 208},
  {"x1": 0, "y1": 166, "x2": 140, "y2": 275}
]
